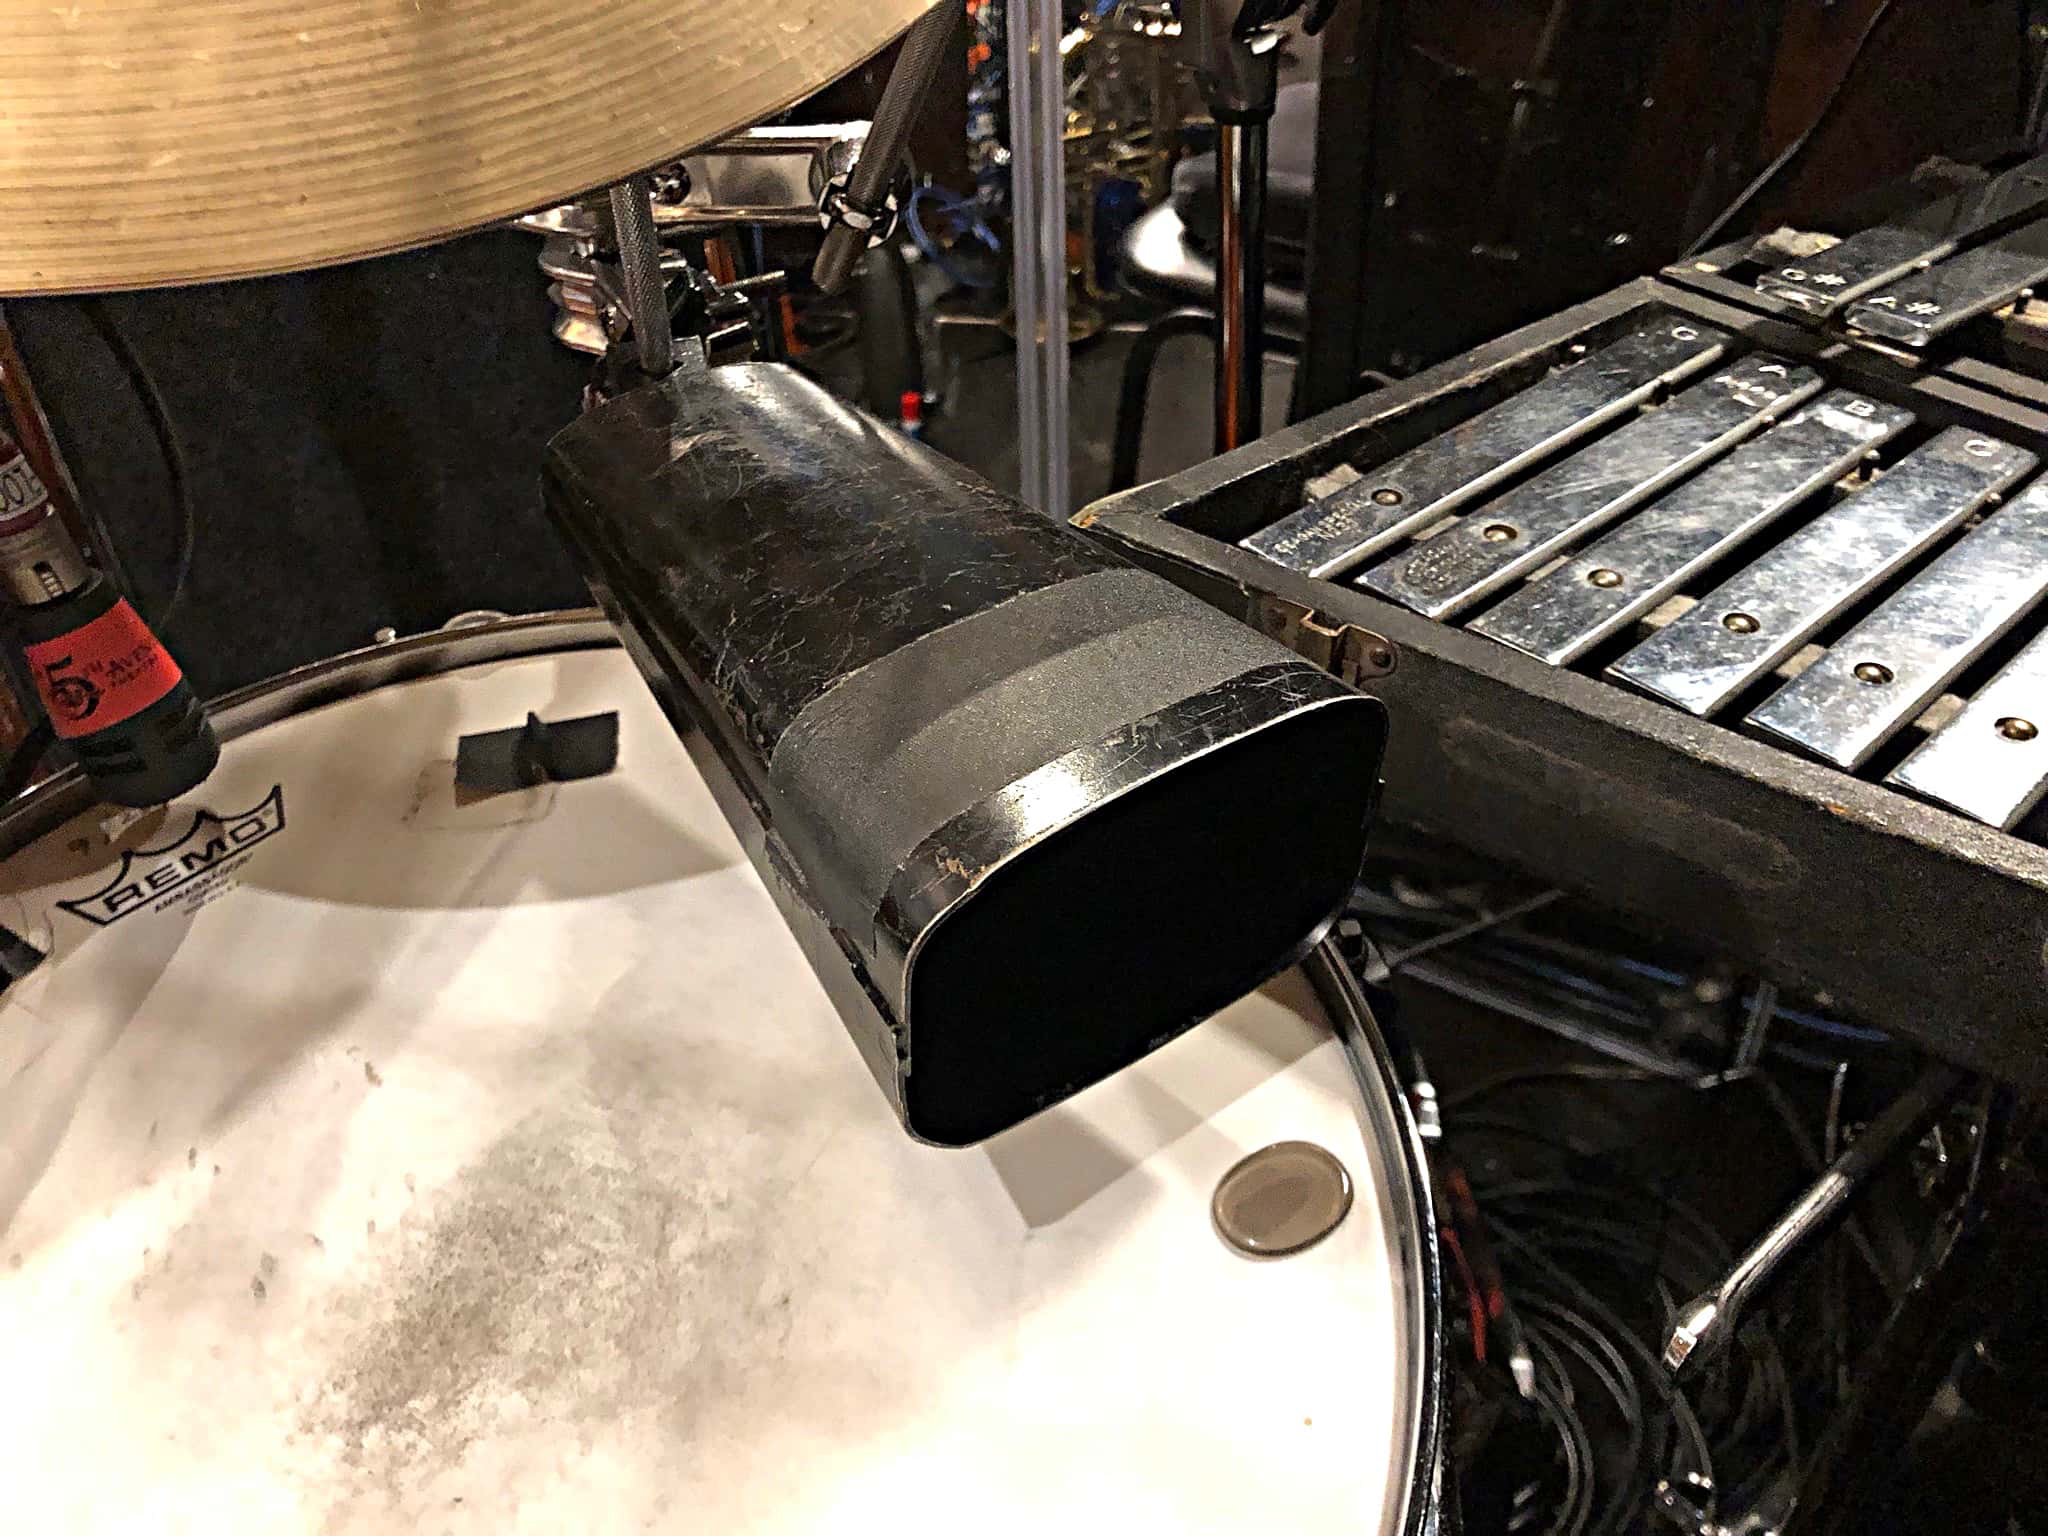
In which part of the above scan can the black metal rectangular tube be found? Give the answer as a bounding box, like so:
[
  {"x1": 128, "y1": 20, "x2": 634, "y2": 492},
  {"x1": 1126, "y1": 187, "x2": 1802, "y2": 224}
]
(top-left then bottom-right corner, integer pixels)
[{"x1": 544, "y1": 361, "x2": 1387, "y2": 1143}]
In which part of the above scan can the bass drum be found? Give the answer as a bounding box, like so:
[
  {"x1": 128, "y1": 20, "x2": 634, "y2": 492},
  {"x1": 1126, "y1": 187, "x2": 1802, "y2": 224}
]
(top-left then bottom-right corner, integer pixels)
[{"x1": 0, "y1": 613, "x2": 1442, "y2": 1535}]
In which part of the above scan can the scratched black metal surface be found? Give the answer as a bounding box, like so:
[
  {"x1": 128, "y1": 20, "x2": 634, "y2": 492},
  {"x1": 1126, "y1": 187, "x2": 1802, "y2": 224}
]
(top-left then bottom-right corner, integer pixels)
[
  {"x1": 545, "y1": 360, "x2": 1386, "y2": 1142},
  {"x1": 544, "y1": 361, "x2": 1114, "y2": 755}
]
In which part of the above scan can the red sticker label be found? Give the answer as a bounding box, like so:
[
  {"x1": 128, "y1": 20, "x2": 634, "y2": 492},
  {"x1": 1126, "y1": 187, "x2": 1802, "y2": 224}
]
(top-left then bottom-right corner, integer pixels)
[{"x1": 24, "y1": 599, "x2": 182, "y2": 739}]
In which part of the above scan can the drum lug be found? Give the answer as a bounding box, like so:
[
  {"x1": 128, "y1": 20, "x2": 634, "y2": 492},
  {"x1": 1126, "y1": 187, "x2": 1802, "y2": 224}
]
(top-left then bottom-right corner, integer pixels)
[{"x1": 1252, "y1": 595, "x2": 1397, "y2": 687}]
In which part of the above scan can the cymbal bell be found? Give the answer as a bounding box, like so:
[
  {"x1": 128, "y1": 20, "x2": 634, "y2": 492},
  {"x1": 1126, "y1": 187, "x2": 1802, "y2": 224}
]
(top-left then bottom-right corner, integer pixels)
[{"x1": 0, "y1": 0, "x2": 940, "y2": 294}]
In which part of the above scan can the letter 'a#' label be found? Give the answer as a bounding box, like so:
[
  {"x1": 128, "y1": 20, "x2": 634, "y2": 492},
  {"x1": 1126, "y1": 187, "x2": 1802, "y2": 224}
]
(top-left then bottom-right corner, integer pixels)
[{"x1": 24, "y1": 599, "x2": 182, "y2": 738}]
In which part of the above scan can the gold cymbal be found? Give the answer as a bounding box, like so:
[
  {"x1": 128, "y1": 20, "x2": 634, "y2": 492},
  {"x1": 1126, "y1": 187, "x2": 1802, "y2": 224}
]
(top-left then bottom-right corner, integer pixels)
[{"x1": 0, "y1": 0, "x2": 938, "y2": 294}]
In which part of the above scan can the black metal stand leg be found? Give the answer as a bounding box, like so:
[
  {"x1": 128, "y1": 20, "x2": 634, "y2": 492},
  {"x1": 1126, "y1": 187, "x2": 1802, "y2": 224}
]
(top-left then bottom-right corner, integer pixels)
[
  {"x1": 1214, "y1": 116, "x2": 1270, "y2": 453},
  {"x1": 1786, "y1": 1087, "x2": 2017, "y2": 1534},
  {"x1": 1108, "y1": 308, "x2": 1216, "y2": 493}
]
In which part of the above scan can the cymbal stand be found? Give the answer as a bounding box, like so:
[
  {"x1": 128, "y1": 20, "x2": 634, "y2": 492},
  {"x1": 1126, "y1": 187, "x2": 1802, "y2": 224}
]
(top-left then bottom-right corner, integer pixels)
[
  {"x1": 608, "y1": 175, "x2": 677, "y2": 379},
  {"x1": 814, "y1": 1, "x2": 964, "y2": 295},
  {"x1": 1183, "y1": 0, "x2": 1274, "y2": 453}
]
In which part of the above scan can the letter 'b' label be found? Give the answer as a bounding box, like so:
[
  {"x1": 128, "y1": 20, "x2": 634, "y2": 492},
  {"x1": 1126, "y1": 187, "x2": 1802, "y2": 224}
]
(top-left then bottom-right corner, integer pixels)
[{"x1": 24, "y1": 599, "x2": 182, "y2": 738}]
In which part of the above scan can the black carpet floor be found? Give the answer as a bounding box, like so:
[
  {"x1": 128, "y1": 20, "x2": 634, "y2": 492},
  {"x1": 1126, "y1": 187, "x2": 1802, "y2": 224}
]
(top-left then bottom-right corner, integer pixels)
[{"x1": 8, "y1": 229, "x2": 593, "y2": 698}]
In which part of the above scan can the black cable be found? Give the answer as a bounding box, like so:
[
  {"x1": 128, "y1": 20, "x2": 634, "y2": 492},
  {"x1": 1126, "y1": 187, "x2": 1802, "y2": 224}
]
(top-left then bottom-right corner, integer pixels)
[
  {"x1": 1494, "y1": 1216, "x2": 1726, "y2": 1308},
  {"x1": 1445, "y1": 1120, "x2": 1734, "y2": 1263},
  {"x1": 1504, "y1": 1222, "x2": 1719, "y2": 1474},
  {"x1": 2027, "y1": 10, "x2": 2048, "y2": 150},
  {"x1": 78, "y1": 298, "x2": 195, "y2": 634},
  {"x1": 1515, "y1": 1325, "x2": 1598, "y2": 1536},
  {"x1": 1489, "y1": 1217, "x2": 1718, "y2": 1530},
  {"x1": 1476, "y1": 1143, "x2": 1822, "y2": 1461},
  {"x1": 4, "y1": 304, "x2": 193, "y2": 799},
  {"x1": 1458, "y1": 1085, "x2": 1866, "y2": 1435},
  {"x1": 1337, "y1": 895, "x2": 1841, "y2": 1527},
  {"x1": 1682, "y1": 0, "x2": 1902, "y2": 257},
  {"x1": 1476, "y1": 1177, "x2": 1731, "y2": 1284},
  {"x1": 1443, "y1": 1064, "x2": 1661, "y2": 1114},
  {"x1": 1446, "y1": 1088, "x2": 1838, "y2": 1530},
  {"x1": 1766, "y1": 1325, "x2": 1800, "y2": 1484},
  {"x1": 1824, "y1": 1062, "x2": 1854, "y2": 1402},
  {"x1": 1455, "y1": 1151, "x2": 1820, "y2": 1531},
  {"x1": 1530, "y1": 1378, "x2": 1594, "y2": 1536},
  {"x1": 1523, "y1": 1298, "x2": 1645, "y2": 1534},
  {"x1": 1455, "y1": 1188, "x2": 1719, "y2": 1522}
]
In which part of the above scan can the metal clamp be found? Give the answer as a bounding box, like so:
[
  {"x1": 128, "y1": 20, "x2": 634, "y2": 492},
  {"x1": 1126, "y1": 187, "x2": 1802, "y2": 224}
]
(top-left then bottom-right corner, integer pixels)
[
  {"x1": 1655, "y1": 1469, "x2": 1796, "y2": 1536},
  {"x1": 818, "y1": 173, "x2": 903, "y2": 247},
  {"x1": 811, "y1": 0, "x2": 958, "y2": 292}
]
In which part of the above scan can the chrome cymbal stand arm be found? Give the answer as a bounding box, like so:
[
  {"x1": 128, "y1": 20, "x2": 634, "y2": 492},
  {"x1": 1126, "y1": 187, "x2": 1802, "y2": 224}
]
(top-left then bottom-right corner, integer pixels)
[
  {"x1": 608, "y1": 174, "x2": 676, "y2": 378},
  {"x1": 813, "y1": 2, "x2": 964, "y2": 295}
]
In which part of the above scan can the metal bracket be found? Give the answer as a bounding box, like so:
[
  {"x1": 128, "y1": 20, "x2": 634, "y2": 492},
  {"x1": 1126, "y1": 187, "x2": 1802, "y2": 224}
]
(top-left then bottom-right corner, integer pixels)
[
  {"x1": 1655, "y1": 1468, "x2": 1796, "y2": 1536},
  {"x1": 817, "y1": 172, "x2": 903, "y2": 248},
  {"x1": 516, "y1": 123, "x2": 872, "y2": 237},
  {"x1": 1253, "y1": 595, "x2": 1397, "y2": 687}
]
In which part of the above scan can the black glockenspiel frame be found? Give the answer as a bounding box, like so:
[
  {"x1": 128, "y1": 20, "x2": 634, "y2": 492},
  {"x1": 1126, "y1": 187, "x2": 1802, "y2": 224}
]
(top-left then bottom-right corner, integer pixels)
[
  {"x1": 1075, "y1": 276, "x2": 2048, "y2": 1091},
  {"x1": 1660, "y1": 238, "x2": 2048, "y2": 420}
]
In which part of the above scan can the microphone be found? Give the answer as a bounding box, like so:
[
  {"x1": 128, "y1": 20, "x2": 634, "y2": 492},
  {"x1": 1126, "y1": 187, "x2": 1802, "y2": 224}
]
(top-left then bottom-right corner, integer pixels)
[{"x1": 0, "y1": 429, "x2": 218, "y2": 807}]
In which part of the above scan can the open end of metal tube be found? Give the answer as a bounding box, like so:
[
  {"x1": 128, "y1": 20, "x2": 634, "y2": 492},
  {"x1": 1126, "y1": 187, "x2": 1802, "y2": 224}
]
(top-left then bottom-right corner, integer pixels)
[{"x1": 903, "y1": 696, "x2": 1381, "y2": 1144}]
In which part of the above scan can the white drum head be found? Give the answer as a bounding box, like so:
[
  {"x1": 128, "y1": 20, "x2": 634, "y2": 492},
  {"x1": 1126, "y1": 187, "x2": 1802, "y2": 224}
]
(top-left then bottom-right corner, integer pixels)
[{"x1": 0, "y1": 634, "x2": 1424, "y2": 1534}]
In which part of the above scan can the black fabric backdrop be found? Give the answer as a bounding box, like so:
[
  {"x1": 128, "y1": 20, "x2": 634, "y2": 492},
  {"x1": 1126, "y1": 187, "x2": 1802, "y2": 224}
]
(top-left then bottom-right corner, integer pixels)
[{"x1": 7, "y1": 228, "x2": 593, "y2": 699}]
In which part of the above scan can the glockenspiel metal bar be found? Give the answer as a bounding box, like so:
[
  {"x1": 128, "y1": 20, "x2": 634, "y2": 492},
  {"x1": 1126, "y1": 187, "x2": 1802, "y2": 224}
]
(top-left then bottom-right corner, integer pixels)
[
  {"x1": 1756, "y1": 152, "x2": 2048, "y2": 319},
  {"x1": 1887, "y1": 624, "x2": 2048, "y2": 828},
  {"x1": 1608, "y1": 428, "x2": 2039, "y2": 716},
  {"x1": 1239, "y1": 315, "x2": 1730, "y2": 576},
  {"x1": 1844, "y1": 218, "x2": 2048, "y2": 350},
  {"x1": 1359, "y1": 356, "x2": 1822, "y2": 620},
  {"x1": 1755, "y1": 228, "x2": 1954, "y2": 319},
  {"x1": 1749, "y1": 483, "x2": 2048, "y2": 770},
  {"x1": 1468, "y1": 392, "x2": 1912, "y2": 667}
]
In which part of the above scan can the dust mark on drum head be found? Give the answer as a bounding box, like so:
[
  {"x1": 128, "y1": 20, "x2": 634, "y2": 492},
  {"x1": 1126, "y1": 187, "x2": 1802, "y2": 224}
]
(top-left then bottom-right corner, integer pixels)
[{"x1": 305, "y1": 1098, "x2": 795, "y2": 1491}]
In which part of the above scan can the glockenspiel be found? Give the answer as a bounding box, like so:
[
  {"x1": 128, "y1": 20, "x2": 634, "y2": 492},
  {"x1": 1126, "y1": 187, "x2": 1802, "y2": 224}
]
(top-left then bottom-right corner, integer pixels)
[{"x1": 1077, "y1": 273, "x2": 2048, "y2": 1090}]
